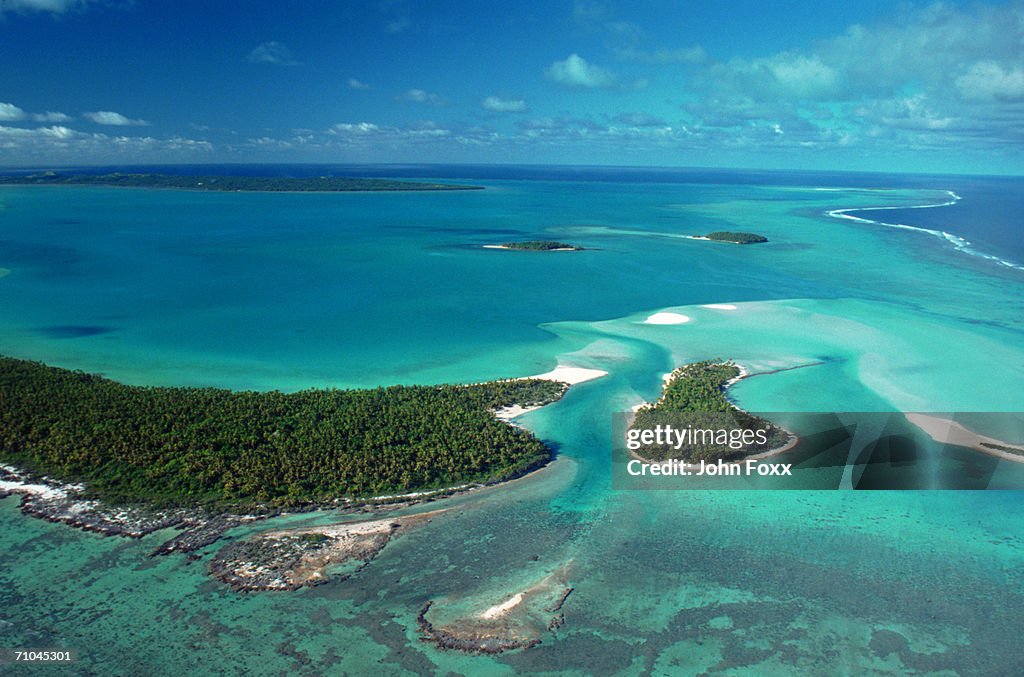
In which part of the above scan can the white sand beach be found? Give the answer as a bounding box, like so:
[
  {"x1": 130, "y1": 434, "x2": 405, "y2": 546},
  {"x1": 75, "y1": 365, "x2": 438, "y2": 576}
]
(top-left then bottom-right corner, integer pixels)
[
  {"x1": 494, "y1": 404, "x2": 541, "y2": 421},
  {"x1": 527, "y1": 365, "x2": 608, "y2": 385},
  {"x1": 644, "y1": 312, "x2": 691, "y2": 325},
  {"x1": 495, "y1": 365, "x2": 609, "y2": 420},
  {"x1": 480, "y1": 592, "x2": 525, "y2": 619}
]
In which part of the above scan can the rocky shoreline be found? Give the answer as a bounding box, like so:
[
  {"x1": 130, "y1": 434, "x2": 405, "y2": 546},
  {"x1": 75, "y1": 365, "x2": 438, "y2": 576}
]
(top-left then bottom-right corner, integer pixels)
[
  {"x1": 208, "y1": 512, "x2": 441, "y2": 592},
  {"x1": 0, "y1": 464, "x2": 240, "y2": 551},
  {"x1": 416, "y1": 602, "x2": 543, "y2": 654},
  {"x1": 415, "y1": 564, "x2": 575, "y2": 655},
  {"x1": 0, "y1": 462, "x2": 529, "y2": 558}
]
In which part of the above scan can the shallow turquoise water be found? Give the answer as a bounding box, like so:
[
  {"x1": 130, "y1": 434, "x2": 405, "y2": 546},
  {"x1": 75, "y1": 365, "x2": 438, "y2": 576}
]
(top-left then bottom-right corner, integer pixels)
[{"x1": 1, "y1": 175, "x2": 1023, "y2": 674}]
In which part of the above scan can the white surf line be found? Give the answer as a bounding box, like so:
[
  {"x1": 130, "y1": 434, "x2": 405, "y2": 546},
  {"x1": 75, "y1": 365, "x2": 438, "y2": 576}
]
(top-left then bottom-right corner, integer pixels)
[{"x1": 825, "y1": 190, "x2": 1024, "y2": 271}]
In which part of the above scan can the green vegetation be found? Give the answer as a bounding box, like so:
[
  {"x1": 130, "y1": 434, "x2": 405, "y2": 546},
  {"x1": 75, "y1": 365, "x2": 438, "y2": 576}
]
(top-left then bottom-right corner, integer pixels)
[
  {"x1": 702, "y1": 231, "x2": 768, "y2": 244},
  {"x1": 0, "y1": 172, "x2": 482, "y2": 192},
  {"x1": 497, "y1": 241, "x2": 583, "y2": 251},
  {"x1": 631, "y1": 360, "x2": 787, "y2": 462},
  {"x1": 0, "y1": 357, "x2": 566, "y2": 510}
]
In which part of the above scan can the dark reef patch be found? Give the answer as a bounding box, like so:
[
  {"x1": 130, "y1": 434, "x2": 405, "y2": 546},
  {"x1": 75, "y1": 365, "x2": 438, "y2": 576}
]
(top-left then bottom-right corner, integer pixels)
[{"x1": 37, "y1": 325, "x2": 115, "y2": 339}]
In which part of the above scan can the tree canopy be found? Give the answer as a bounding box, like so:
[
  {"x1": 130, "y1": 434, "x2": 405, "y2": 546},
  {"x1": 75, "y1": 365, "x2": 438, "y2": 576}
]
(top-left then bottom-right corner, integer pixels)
[{"x1": 0, "y1": 357, "x2": 565, "y2": 510}]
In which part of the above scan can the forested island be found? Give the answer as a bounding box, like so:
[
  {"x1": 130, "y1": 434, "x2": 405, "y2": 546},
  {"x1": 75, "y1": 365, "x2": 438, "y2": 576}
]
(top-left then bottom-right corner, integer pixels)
[
  {"x1": 489, "y1": 241, "x2": 584, "y2": 251},
  {"x1": 0, "y1": 172, "x2": 482, "y2": 192},
  {"x1": 630, "y1": 360, "x2": 789, "y2": 462},
  {"x1": 697, "y1": 231, "x2": 768, "y2": 244},
  {"x1": 0, "y1": 357, "x2": 566, "y2": 511}
]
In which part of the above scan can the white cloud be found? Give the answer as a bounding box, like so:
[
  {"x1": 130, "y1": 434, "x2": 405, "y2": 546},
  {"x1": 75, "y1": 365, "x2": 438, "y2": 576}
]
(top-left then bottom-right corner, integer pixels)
[
  {"x1": 401, "y1": 89, "x2": 445, "y2": 105},
  {"x1": 33, "y1": 111, "x2": 71, "y2": 122},
  {"x1": 0, "y1": 102, "x2": 26, "y2": 121},
  {"x1": 871, "y1": 94, "x2": 956, "y2": 130},
  {"x1": 0, "y1": 123, "x2": 212, "y2": 162},
  {"x1": 676, "y1": 1, "x2": 1024, "y2": 155},
  {"x1": 544, "y1": 53, "x2": 614, "y2": 88},
  {"x1": 765, "y1": 55, "x2": 838, "y2": 98},
  {"x1": 546, "y1": 54, "x2": 617, "y2": 89},
  {"x1": 83, "y1": 111, "x2": 150, "y2": 126},
  {"x1": 0, "y1": 102, "x2": 71, "y2": 123},
  {"x1": 247, "y1": 41, "x2": 299, "y2": 66},
  {"x1": 328, "y1": 122, "x2": 380, "y2": 134},
  {"x1": 956, "y1": 61, "x2": 1024, "y2": 102},
  {"x1": 347, "y1": 78, "x2": 370, "y2": 90},
  {"x1": 481, "y1": 96, "x2": 527, "y2": 113}
]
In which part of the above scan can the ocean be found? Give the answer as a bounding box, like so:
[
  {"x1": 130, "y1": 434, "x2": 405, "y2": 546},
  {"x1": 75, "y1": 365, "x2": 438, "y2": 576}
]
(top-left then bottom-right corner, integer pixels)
[{"x1": 1, "y1": 165, "x2": 1022, "y2": 674}]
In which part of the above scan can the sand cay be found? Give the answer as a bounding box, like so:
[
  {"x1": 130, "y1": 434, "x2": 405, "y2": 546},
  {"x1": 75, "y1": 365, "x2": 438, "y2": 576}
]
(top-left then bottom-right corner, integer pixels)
[
  {"x1": 644, "y1": 312, "x2": 691, "y2": 325},
  {"x1": 418, "y1": 563, "x2": 575, "y2": 653},
  {"x1": 905, "y1": 413, "x2": 1024, "y2": 464},
  {"x1": 702, "y1": 303, "x2": 738, "y2": 310}
]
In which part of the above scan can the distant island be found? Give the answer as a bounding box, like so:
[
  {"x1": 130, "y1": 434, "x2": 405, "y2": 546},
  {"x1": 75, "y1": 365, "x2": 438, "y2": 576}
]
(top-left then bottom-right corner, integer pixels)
[
  {"x1": 485, "y1": 240, "x2": 584, "y2": 251},
  {"x1": 0, "y1": 356, "x2": 566, "y2": 512},
  {"x1": 630, "y1": 360, "x2": 790, "y2": 462},
  {"x1": 692, "y1": 231, "x2": 768, "y2": 244},
  {"x1": 0, "y1": 171, "x2": 483, "y2": 192}
]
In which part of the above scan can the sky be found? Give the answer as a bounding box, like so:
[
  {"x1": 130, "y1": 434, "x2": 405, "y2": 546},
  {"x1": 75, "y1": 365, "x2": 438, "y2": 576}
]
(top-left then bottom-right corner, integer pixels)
[{"x1": 1, "y1": 0, "x2": 1023, "y2": 174}]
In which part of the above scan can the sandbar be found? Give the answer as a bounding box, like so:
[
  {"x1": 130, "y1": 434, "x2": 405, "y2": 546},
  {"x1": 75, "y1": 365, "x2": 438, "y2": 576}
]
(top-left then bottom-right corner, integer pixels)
[
  {"x1": 905, "y1": 413, "x2": 1024, "y2": 463},
  {"x1": 644, "y1": 312, "x2": 691, "y2": 325},
  {"x1": 702, "y1": 303, "x2": 737, "y2": 310},
  {"x1": 526, "y1": 365, "x2": 608, "y2": 385}
]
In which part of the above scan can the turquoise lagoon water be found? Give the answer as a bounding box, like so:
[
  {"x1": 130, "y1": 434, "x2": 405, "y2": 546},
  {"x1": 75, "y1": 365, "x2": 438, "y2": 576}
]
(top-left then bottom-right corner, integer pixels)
[{"x1": 1, "y1": 169, "x2": 1023, "y2": 674}]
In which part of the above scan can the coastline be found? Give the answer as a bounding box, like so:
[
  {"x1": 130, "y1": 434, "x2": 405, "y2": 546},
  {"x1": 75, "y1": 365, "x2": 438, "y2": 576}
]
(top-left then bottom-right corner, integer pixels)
[
  {"x1": 0, "y1": 365, "x2": 604, "y2": 554},
  {"x1": 481, "y1": 245, "x2": 579, "y2": 251},
  {"x1": 0, "y1": 183, "x2": 484, "y2": 195},
  {"x1": 627, "y1": 362, "x2": 799, "y2": 466},
  {"x1": 494, "y1": 365, "x2": 608, "y2": 421}
]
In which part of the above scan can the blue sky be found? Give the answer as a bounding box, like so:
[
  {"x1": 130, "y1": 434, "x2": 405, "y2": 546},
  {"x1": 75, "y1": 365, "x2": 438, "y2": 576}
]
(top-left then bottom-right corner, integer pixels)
[{"x1": 2, "y1": 0, "x2": 1023, "y2": 174}]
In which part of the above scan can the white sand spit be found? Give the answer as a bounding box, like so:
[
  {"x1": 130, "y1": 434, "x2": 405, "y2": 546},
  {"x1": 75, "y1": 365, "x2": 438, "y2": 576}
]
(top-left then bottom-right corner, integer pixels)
[
  {"x1": 905, "y1": 414, "x2": 1024, "y2": 464},
  {"x1": 527, "y1": 366, "x2": 608, "y2": 385},
  {"x1": 481, "y1": 593, "x2": 525, "y2": 619}
]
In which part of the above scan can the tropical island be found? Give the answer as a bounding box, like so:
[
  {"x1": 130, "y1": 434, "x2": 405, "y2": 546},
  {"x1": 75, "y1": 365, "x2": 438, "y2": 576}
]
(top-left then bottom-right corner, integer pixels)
[
  {"x1": 484, "y1": 240, "x2": 584, "y2": 251},
  {"x1": 0, "y1": 171, "x2": 482, "y2": 192},
  {"x1": 630, "y1": 360, "x2": 790, "y2": 462},
  {"x1": 692, "y1": 231, "x2": 768, "y2": 244},
  {"x1": 0, "y1": 356, "x2": 566, "y2": 512}
]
